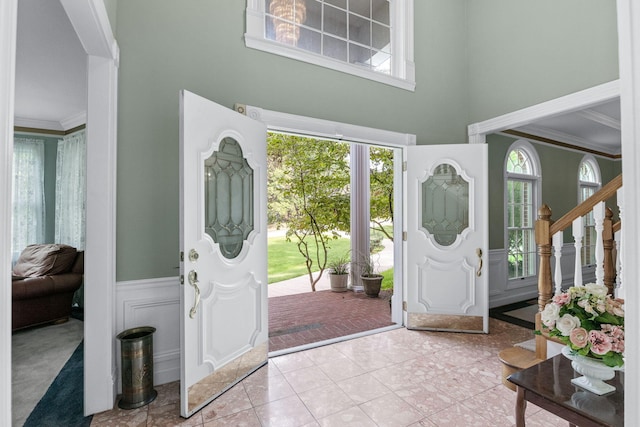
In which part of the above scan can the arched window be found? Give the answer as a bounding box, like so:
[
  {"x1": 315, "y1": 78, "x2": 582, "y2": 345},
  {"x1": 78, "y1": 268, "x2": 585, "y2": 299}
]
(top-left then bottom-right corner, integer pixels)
[
  {"x1": 505, "y1": 140, "x2": 541, "y2": 280},
  {"x1": 578, "y1": 155, "x2": 601, "y2": 266}
]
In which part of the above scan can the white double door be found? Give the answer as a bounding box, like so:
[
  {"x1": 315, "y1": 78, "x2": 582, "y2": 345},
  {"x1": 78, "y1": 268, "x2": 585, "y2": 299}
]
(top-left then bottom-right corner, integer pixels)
[{"x1": 179, "y1": 92, "x2": 488, "y2": 418}]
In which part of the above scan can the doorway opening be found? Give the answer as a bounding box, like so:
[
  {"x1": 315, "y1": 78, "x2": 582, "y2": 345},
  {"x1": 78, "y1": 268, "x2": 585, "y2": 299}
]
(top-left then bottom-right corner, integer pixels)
[{"x1": 266, "y1": 131, "x2": 399, "y2": 353}]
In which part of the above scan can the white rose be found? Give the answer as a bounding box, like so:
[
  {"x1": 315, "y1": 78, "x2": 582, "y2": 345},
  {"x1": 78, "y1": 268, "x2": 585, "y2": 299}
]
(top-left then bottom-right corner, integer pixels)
[
  {"x1": 556, "y1": 314, "x2": 581, "y2": 336},
  {"x1": 584, "y1": 282, "x2": 608, "y2": 298},
  {"x1": 541, "y1": 303, "x2": 561, "y2": 327}
]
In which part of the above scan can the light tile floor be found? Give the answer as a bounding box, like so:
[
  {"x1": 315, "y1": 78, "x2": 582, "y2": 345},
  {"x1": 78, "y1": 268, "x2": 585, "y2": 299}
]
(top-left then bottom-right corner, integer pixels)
[{"x1": 91, "y1": 319, "x2": 567, "y2": 426}]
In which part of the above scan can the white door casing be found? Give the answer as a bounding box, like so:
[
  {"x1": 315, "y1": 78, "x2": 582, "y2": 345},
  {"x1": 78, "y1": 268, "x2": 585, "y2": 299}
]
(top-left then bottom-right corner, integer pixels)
[
  {"x1": 179, "y1": 91, "x2": 268, "y2": 417},
  {"x1": 405, "y1": 144, "x2": 488, "y2": 333}
]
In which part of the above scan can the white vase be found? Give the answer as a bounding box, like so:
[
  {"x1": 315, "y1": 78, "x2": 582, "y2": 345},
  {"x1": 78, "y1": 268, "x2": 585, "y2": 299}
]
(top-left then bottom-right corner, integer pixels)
[{"x1": 561, "y1": 346, "x2": 622, "y2": 395}]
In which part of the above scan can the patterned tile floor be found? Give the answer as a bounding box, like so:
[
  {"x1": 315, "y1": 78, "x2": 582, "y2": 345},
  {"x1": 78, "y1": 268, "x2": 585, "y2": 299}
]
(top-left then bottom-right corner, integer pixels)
[{"x1": 91, "y1": 318, "x2": 568, "y2": 426}]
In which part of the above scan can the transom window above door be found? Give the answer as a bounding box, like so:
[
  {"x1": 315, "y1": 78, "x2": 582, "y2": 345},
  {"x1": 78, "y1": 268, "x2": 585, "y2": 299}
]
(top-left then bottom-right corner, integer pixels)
[{"x1": 245, "y1": 0, "x2": 415, "y2": 91}]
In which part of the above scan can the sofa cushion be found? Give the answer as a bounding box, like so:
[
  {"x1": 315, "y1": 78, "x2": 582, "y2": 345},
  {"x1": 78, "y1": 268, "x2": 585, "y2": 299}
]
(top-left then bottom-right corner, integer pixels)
[{"x1": 12, "y1": 244, "x2": 78, "y2": 278}]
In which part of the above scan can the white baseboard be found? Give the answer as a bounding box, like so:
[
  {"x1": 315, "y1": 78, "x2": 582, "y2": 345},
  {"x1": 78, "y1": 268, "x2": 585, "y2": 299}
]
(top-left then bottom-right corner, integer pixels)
[{"x1": 115, "y1": 277, "x2": 180, "y2": 388}]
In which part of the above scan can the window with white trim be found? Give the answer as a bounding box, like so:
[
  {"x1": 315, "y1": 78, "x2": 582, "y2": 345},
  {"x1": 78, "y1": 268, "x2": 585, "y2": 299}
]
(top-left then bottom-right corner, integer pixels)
[
  {"x1": 505, "y1": 140, "x2": 541, "y2": 280},
  {"x1": 245, "y1": 0, "x2": 415, "y2": 91},
  {"x1": 12, "y1": 137, "x2": 46, "y2": 260},
  {"x1": 578, "y1": 155, "x2": 601, "y2": 266}
]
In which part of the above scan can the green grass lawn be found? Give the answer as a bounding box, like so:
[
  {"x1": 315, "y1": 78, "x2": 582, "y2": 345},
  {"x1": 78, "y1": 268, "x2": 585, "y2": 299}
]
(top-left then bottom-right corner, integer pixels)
[
  {"x1": 268, "y1": 235, "x2": 352, "y2": 284},
  {"x1": 268, "y1": 232, "x2": 395, "y2": 290}
]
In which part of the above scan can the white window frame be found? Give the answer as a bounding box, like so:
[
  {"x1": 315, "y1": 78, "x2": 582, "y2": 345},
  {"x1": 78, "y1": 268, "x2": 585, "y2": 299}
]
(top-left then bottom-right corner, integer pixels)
[
  {"x1": 578, "y1": 154, "x2": 601, "y2": 267},
  {"x1": 504, "y1": 139, "x2": 541, "y2": 283},
  {"x1": 244, "y1": 0, "x2": 416, "y2": 91}
]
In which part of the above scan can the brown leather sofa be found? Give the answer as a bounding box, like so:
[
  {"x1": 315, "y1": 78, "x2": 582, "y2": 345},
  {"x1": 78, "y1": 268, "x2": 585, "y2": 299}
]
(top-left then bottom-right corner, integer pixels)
[{"x1": 11, "y1": 244, "x2": 84, "y2": 331}]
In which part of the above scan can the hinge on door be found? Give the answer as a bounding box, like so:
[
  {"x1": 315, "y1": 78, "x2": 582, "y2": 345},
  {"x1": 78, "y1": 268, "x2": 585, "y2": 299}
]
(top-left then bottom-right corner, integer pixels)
[
  {"x1": 403, "y1": 231, "x2": 407, "y2": 241},
  {"x1": 180, "y1": 251, "x2": 184, "y2": 262},
  {"x1": 403, "y1": 161, "x2": 407, "y2": 171},
  {"x1": 403, "y1": 301, "x2": 407, "y2": 311},
  {"x1": 180, "y1": 275, "x2": 184, "y2": 285}
]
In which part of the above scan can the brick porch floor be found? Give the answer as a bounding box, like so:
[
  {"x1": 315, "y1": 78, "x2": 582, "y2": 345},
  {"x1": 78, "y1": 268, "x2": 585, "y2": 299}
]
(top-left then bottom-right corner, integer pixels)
[{"x1": 268, "y1": 289, "x2": 395, "y2": 352}]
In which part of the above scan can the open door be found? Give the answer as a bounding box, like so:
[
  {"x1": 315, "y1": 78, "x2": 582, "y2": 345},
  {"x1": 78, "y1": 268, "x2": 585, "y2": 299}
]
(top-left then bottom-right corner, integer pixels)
[
  {"x1": 405, "y1": 144, "x2": 488, "y2": 333},
  {"x1": 179, "y1": 91, "x2": 268, "y2": 417}
]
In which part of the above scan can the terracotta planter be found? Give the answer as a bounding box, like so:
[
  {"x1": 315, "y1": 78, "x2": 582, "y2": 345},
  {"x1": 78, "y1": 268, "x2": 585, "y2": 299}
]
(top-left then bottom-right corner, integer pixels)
[
  {"x1": 360, "y1": 275, "x2": 383, "y2": 298},
  {"x1": 329, "y1": 273, "x2": 348, "y2": 292}
]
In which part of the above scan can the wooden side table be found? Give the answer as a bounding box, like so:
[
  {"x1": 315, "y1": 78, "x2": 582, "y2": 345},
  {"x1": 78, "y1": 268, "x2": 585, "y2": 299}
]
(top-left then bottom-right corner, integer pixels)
[{"x1": 508, "y1": 354, "x2": 623, "y2": 427}]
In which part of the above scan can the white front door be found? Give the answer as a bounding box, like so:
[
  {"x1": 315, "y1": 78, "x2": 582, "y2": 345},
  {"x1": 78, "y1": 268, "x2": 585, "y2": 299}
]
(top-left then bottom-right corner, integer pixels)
[
  {"x1": 405, "y1": 144, "x2": 488, "y2": 333},
  {"x1": 179, "y1": 91, "x2": 268, "y2": 417}
]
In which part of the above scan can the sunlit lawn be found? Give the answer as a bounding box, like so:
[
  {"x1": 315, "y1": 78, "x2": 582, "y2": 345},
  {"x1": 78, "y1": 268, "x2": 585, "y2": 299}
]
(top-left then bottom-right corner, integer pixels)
[
  {"x1": 268, "y1": 235, "x2": 352, "y2": 284},
  {"x1": 268, "y1": 233, "x2": 394, "y2": 290}
]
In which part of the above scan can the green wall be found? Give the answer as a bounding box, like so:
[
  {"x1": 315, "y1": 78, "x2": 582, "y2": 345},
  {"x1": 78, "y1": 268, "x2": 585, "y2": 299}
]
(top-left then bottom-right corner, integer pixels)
[
  {"x1": 467, "y1": 0, "x2": 619, "y2": 122},
  {"x1": 113, "y1": 0, "x2": 470, "y2": 281},
  {"x1": 487, "y1": 133, "x2": 622, "y2": 249},
  {"x1": 112, "y1": 0, "x2": 620, "y2": 281}
]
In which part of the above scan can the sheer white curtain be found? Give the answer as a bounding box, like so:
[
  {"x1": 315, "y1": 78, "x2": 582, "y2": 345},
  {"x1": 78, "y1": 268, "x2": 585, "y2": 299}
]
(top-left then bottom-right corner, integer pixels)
[
  {"x1": 12, "y1": 137, "x2": 46, "y2": 261},
  {"x1": 55, "y1": 130, "x2": 86, "y2": 250}
]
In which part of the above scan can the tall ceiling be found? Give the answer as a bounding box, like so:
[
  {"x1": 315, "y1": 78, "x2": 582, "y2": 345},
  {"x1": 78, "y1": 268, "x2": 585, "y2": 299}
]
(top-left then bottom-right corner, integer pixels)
[
  {"x1": 13, "y1": 0, "x2": 621, "y2": 157},
  {"x1": 15, "y1": 0, "x2": 86, "y2": 131}
]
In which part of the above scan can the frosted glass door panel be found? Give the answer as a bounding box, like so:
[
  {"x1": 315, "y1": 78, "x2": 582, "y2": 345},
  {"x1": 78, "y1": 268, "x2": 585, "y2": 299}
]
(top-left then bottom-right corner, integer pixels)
[
  {"x1": 421, "y1": 163, "x2": 469, "y2": 246},
  {"x1": 204, "y1": 137, "x2": 254, "y2": 259}
]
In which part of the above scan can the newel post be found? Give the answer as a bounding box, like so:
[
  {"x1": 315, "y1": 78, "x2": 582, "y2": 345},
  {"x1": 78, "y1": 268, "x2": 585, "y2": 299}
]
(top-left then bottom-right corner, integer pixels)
[
  {"x1": 536, "y1": 204, "x2": 553, "y2": 311},
  {"x1": 603, "y1": 207, "x2": 616, "y2": 296}
]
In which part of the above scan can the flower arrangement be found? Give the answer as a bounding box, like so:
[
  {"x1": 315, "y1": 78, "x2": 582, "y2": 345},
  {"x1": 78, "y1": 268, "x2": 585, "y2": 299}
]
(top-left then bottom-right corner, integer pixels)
[{"x1": 539, "y1": 283, "x2": 624, "y2": 367}]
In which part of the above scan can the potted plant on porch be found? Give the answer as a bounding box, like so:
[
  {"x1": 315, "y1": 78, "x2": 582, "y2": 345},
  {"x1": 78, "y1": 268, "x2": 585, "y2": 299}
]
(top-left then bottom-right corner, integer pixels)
[
  {"x1": 328, "y1": 255, "x2": 349, "y2": 292},
  {"x1": 359, "y1": 256, "x2": 383, "y2": 298}
]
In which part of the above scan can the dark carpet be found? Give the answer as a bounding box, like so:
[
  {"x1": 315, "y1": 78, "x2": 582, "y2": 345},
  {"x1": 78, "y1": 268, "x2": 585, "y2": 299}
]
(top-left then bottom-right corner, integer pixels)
[
  {"x1": 24, "y1": 341, "x2": 93, "y2": 427},
  {"x1": 489, "y1": 299, "x2": 537, "y2": 330}
]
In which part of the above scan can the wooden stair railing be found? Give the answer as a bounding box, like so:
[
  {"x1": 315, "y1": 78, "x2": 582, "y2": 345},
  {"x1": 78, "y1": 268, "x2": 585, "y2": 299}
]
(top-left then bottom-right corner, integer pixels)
[
  {"x1": 537, "y1": 173, "x2": 622, "y2": 310},
  {"x1": 499, "y1": 173, "x2": 623, "y2": 390}
]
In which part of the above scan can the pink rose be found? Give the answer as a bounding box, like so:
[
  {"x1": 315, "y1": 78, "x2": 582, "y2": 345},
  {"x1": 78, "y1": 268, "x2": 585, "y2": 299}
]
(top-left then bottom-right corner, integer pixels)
[
  {"x1": 570, "y1": 327, "x2": 588, "y2": 348},
  {"x1": 589, "y1": 330, "x2": 613, "y2": 355},
  {"x1": 552, "y1": 293, "x2": 571, "y2": 306}
]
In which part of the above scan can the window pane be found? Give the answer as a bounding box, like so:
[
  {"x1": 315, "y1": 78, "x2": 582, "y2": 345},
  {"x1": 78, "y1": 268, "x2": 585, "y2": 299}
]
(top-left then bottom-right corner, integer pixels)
[
  {"x1": 298, "y1": 27, "x2": 322, "y2": 53},
  {"x1": 370, "y1": 50, "x2": 391, "y2": 74},
  {"x1": 507, "y1": 149, "x2": 532, "y2": 174},
  {"x1": 350, "y1": 0, "x2": 370, "y2": 18},
  {"x1": 205, "y1": 138, "x2": 254, "y2": 259},
  {"x1": 323, "y1": 34, "x2": 347, "y2": 61},
  {"x1": 421, "y1": 163, "x2": 469, "y2": 247},
  {"x1": 305, "y1": 0, "x2": 322, "y2": 30},
  {"x1": 579, "y1": 161, "x2": 597, "y2": 183},
  {"x1": 253, "y1": 0, "x2": 400, "y2": 82},
  {"x1": 372, "y1": 22, "x2": 390, "y2": 51},
  {"x1": 349, "y1": 43, "x2": 371, "y2": 67},
  {"x1": 507, "y1": 177, "x2": 535, "y2": 279},
  {"x1": 324, "y1": 0, "x2": 346, "y2": 8},
  {"x1": 372, "y1": 0, "x2": 390, "y2": 25},
  {"x1": 324, "y1": 4, "x2": 347, "y2": 38},
  {"x1": 349, "y1": 13, "x2": 371, "y2": 45}
]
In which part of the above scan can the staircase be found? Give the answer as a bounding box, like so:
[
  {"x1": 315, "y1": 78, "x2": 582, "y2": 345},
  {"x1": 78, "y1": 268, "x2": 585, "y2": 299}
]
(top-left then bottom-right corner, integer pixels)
[{"x1": 498, "y1": 174, "x2": 623, "y2": 390}]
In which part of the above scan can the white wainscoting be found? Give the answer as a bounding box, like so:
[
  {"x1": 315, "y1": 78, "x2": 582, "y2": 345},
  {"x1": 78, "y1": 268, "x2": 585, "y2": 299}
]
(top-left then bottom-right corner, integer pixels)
[
  {"x1": 115, "y1": 277, "x2": 181, "y2": 389},
  {"x1": 488, "y1": 245, "x2": 596, "y2": 308}
]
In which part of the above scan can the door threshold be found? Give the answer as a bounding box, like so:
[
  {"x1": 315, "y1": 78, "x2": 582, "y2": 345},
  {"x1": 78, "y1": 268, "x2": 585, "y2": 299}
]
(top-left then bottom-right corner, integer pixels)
[{"x1": 268, "y1": 323, "x2": 403, "y2": 358}]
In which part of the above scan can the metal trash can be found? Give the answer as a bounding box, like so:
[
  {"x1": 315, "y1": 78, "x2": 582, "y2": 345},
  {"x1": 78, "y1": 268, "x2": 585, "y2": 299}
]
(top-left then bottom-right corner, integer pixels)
[{"x1": 116, "y1": 326, "x2": 157, "y2": 409}]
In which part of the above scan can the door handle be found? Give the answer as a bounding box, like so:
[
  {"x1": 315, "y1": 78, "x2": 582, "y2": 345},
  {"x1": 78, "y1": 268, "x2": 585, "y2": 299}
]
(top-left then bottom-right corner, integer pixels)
[
  {"x1": 188, "y1": 270, "x2": 200, "y2": 319},
  {"x1": 476, "y1": 248, "x2": 483, "y2": 277}
]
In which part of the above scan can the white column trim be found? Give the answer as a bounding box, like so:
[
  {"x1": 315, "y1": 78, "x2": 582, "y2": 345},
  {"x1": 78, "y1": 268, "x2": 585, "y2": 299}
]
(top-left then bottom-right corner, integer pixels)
[
  {"x1": 0, "y1": 1, "x2": 17, "y2": 425},
  {"x1": 60, "y1": 0, "x2": 120, "y2": 415},
  {"x1": 617, "y1": 0, "x2": 640, "y2": 423}
]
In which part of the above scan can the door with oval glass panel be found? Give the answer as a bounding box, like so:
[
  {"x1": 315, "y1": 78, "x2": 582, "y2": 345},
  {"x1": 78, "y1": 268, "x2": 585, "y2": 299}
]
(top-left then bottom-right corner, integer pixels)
[
  {"x1": 179, "y1": 90, "x2": 268, "y2": 417},
  {"x1": 405, "y1": 144, "x2": 488, "y2": 333}
]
